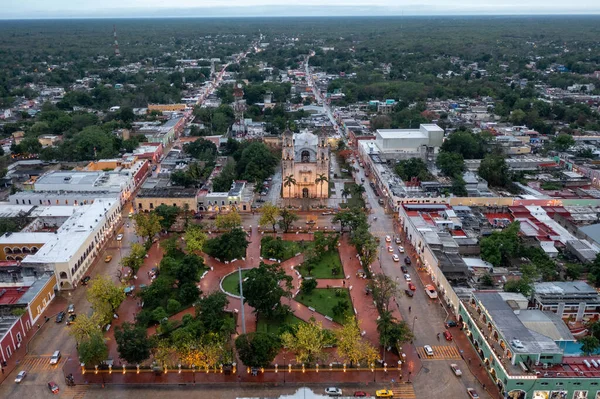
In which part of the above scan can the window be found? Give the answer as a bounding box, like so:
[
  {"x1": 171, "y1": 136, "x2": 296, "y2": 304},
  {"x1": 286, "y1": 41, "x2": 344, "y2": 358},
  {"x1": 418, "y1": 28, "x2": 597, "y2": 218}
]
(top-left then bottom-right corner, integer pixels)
[
  {"x1": 555, "y1": 382, "x2": 563, "y2": 386},
  {"x1": 301, "y1": 150, "x2": 310, "y2": 162},
  {"x1": 149, "y1": 203, "x2": 154, "y2": 209},
  {"x1": 540, "y1": 382, "x2": 549, "y2": 386},
  {"x1": 16, "y1": 333, "x2": 22, "y2": 343}
]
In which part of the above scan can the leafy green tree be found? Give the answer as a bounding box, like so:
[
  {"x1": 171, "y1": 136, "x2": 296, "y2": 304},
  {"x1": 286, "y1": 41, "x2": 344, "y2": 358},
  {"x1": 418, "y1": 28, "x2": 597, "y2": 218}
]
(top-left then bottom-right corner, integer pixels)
[
  {"x1": 235, "y1": 332, "x2": 281, "y2": 368},
  {"x1": 185, "y1": 224, "x2": 207, "y2": 253},
  {"x1": 215, "y1": 209, "x2": 242, "y2": 231},
  {"x1": 283, "y1": 174, "x2": 296, "y2": 206},
  {"x1": 212, "y1": 161, "x2": 237, "y2": 192},
  {"x1": 243, "y1": 262, "x2": 292, "y2": 318},
  {"x1": 395, "y1": 158, "x2": 432, "y2": 181},
  {"x1": 440, "y1": 130, "x2": 487, "y2": 159},
  {"x1": 154, "y1": 205, "x2": 179, "y2": 231},
  {"x1": 480, "y1": 222, "x2": 520, "y2": 267},
  {"x1": 121, "y1": 243, "x2": 146, "y2": 274},
  {"x1": 301, "y1": 278, "x2": 318, "y2": 294},
  {"x1": 579, "y1": 336, "x2": 600, "y2": 356},
  {"x1": 203, "y1": 227, "x2": 249, "y2": 261},
  {"x1": 133, "y1": 212, "x2": 162, "y2": 244},
  {"x1": 78, "y1": 333, "x2": 109, "y2": 367},
  {"x1": 183, "y1": 138, "x2": 217, "y2": 161},
  {"x1": 86, "y1": 275, "x2": 125, "y2": 325},
  {"x1": 436, "y1": 152, "x2": 465, "y2": 177},
  {"x1": 504, "y1": 279, "x2": 533, "y2": 297},
  {"x1": 278, "y1": 208, "x2": 299, "y2": 233},
  {"x1": 554, "y1": 134, "x2": 575, "y2": 151},
  {"x1": 114, "y1": 322, "x2": 153, "y2": 364},
  {"x1": 195, "y1": 292, "x2": 234, "y2": 335},
  {"x1": 481, "y1": 274, "x2": 495, "y2": 287},
  {"x1": 369, "y1": 274, "x2": 398, "y2": 312},
  {"x1": 478, "y1": 154, "x2": 509, "y2": 187}
]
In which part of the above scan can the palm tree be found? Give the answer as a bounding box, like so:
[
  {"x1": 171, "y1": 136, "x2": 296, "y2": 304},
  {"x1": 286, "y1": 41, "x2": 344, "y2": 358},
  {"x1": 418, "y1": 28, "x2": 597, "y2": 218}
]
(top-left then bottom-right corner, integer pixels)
[
  {"x1": 315, "y1": 173, "x2": 328, "y2": 204},
  {"x1": 352, "y1": 184, "x2": 366, "y2": 207},
  {"x1": 376, "y1": 310, "x2": 396, "y2": 362},
  {"x1": 283, "y1": 174, "x2": 297, "y2": 208},
  {"x1": 341, "y1": 188, "x2": 351, "y2": 204}
]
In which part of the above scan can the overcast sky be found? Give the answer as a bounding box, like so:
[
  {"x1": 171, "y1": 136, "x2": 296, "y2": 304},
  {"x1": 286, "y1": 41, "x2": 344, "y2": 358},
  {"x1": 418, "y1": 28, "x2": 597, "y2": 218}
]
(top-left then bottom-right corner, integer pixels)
[{"x1": 3, "y1": 0, "x2": 600, "y2": 19}]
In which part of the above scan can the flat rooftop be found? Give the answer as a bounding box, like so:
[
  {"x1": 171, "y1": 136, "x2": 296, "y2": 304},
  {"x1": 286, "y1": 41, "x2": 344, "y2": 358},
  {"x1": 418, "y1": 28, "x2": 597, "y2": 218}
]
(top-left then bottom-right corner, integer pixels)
[
  {"x1": 137, "y1": 187, "x2": 198, "y2": 199},
  {"x1": 0, "y1": 204, "x2": 34, "y2": 218},
  {"x1": 376, "y1": 129, "x2": 426, "y2": 139},
  {"x1": 0, "y1": 286, "x2": 29, "y2": 305}
]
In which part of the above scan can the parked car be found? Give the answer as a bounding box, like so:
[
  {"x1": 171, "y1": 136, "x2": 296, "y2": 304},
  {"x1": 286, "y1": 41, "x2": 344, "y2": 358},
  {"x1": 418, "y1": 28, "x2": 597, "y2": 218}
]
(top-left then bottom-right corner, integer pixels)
[
  {"x1": 67, "y1": 304, "x2": 74, "y2": 313},
  {"x1": 408, "y1": 282, "x2": 416, "y2": 291},
  {"x1": 47, "y1": 381, "x2": 60, "y2": 394},
  {"x1": 398, "y1": 246, "x2": 405, "y2": 253},
  {"x1": 104, "y1": 255, "x2": 112, "y2": 263},
  {"x1": 444, "y1": 330, "x2": 453, "y2": 341},
  {"x1": 467, "y1": 388, "x2": 480, "y2": 399},
  {"x1": 400, "y1": 265, "x2": 408, "y2": 273},
  {"x1": 80, "y1": 276, "x2": 91, "y2": 285},
  {"x1": 395, "y1": 237, "x2": 402, "y2": 244},
  {"x1": 49, "y1": 351, "x2": 61, "y2": 365},
  {"x1": 353, "y1": 391, "x2": 369, "y2": 397},
  {"x1": 376, "y1": 390, "x2": 393, "y2": 398},
  {"x1": 445, "y1": 320, "x2": 458, "y2": 328},
  {"x1": 424, "y1": 345, "x2": 434, "y2": 356},
  {"x1": 404, "y1": 257, "x2": 411, "y2": 265},
  {"x1": 405, "y1": 289, "x2": 414, "y2": 297},
  {"x1": 14, "y1": 370, "x2": 27, "y2": 383},
  {"x1": 385, "y1": 235, "x2": 391, "y2": 242},
  {"x1": 425, "y1": 284, "x2": 438, "y2": 299},
  {"x1": 66, "y1": 314, "x2": 77, "y2": 325},
  {"x1": 55, "y1": 311, "x2": 65, "y2": 323},
  {"x1": 387, "y1": 246, "x2": 394, "y2": 253},
  {"x1": 325, "y1": 387, "x2": 343, "y2": 397},
  {"x1": 450, "y1": 363, "x2": 462, "y2": 376},
  {"x1": 392, "y1": 254, "x2": 400, "y2": 262},
  {"x1": 116, "y1": 233, "x2": 124, "y2": 241},
  {"x1": 403, "y1": 273, "x2": 411, "y2": 281}
]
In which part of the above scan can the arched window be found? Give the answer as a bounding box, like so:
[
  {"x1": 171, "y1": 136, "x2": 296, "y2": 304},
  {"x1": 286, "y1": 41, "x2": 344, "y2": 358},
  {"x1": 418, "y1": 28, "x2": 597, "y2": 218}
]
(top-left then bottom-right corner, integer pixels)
[
  {"x1": 301, "y1": 150, "x2": 310, "y2": 163},
  {"x1": 59, "y1": 272, "x2": 68, "y2": 279}
]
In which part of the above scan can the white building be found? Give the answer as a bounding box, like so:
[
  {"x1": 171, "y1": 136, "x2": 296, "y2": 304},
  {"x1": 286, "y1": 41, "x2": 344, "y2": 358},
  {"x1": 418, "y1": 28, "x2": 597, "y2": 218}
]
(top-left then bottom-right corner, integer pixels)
[{"x1": 360, "y1": 124, "x2": 444, "y2": 162}]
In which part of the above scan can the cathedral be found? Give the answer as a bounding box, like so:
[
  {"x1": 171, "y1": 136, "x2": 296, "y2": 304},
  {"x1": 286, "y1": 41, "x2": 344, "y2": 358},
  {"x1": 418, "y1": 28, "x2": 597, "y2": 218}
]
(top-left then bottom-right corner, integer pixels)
[{"x1": 281, "y1": 129, "x2": 330, "y2": 199}]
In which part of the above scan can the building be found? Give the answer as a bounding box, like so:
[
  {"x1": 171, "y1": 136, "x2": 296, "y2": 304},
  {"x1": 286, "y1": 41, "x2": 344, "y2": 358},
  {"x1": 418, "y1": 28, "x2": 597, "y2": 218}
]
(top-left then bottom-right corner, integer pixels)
[
  {"x1": 142, "y1": 117, "x2": 185, "y2": 146},
  {"x1": 135, "y1": 187, "x2": 199, "y2": 212},
  {"x1": 532, "y1": 281, "x2": 600, "y2": 322},
  {"x1": 0, "y1": 274, "x2": 57, "y2": 365},
  {"x1": 281, "y1": 129, "x2": 330, "y2": 199},
  {"x1": 197, "y1": 181, "x2": 255, "y2": 213},
  {"x1": 147, "y1": 104, "x2": 188, "y2": 113},
  {"x1": 125, "y1": 143, "x2": 163, "y2": 164},
  {"x1": 37, "y1": 135, "x2": 62, "y2": 147}
]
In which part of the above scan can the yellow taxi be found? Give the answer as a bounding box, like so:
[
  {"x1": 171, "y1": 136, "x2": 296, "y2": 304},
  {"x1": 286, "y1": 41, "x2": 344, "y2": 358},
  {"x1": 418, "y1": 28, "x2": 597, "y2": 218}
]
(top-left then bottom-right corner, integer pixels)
[
  {"x1": 104, "y1": 255, "x2": 113, "y2": 263},
  {"x1": 375, "y1": 389, "x2": 393, "y2": 398}
]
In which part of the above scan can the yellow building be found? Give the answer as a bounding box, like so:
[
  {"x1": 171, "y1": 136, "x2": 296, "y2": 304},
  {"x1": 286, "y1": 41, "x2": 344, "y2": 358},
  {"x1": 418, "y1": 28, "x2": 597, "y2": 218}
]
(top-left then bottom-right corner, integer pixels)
[
  {"x1": 148, "y1": 104, "x2": 188, "y2": 113},
  {"x1": 135, "y1": 187, "x2": 198, "y2": 212}
]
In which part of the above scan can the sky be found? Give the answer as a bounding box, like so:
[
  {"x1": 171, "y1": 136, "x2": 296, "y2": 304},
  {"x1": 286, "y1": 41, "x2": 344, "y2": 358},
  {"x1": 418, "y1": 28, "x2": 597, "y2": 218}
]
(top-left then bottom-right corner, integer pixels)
[{"x1": 2, "y1": 0, "x2": 600, "y2": 19}]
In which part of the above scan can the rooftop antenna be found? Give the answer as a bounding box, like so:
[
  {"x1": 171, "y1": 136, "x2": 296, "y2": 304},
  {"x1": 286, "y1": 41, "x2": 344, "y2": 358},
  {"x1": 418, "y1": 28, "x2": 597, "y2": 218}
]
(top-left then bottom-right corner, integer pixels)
[{"x1": 113, "y1": 25, "x2": 121, "y2": 57}]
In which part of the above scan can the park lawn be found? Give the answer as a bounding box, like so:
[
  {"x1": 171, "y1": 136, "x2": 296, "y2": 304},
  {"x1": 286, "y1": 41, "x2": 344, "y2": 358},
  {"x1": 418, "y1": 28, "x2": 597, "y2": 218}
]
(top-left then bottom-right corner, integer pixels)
[
  {"x1": 295, "y1": 288, "x2": 352, "y2": 324},
  {"x1": 298, "y1": 250, "x2": 344, "y2": 279},
  {"x1": 221, "y1": 269, "x2": 250, "y2": 296},
  {"x1": 256, "y1": 314, "x2": 305, "y2": 336}
]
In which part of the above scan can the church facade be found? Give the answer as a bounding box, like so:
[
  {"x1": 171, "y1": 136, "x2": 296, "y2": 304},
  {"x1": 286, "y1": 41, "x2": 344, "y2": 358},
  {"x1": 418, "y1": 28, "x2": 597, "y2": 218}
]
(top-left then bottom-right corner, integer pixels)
[{"x1": 281, "y1": 129, "x2": 330, "y2": 199}]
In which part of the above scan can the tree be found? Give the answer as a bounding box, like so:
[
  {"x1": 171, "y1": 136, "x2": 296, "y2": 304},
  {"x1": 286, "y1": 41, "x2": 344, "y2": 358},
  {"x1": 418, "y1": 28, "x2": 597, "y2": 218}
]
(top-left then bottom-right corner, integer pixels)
[
  {"x1": 121, "y1": 243, "x2": 146, "y2": 274},
  {"x1": 451, "y1": 175, "x2": 468, "y2": 197},
  {"x1": 336, "y1": 316, "x2": 378, "y2": 367},
  {"x1": 480, "y1": 273, "x2": 494, "y2": 287},
  {"x1": 369, "y1": 274, "x2": 398, "y2": 312},
  {"x1": 395, "y1": 158, "x2": 432, "y2": 181},
  {"x1": 154, "y1": 205, "x2": 179, "y2": 231},
  {"x1": 587, "y1": 320, "x2": 600, "y2": 341},
  {"x1": 69, "y1": 314, "x2": 101, "y2": 344},
  {"x1": 478, "y1": 154, "x2": 509, "y2": 187},
  {"x1": 315, "y1": 173, "x2": 328, "y2": 202},
  {"x1": 480, "y1": 222, "x2": 520, "y2": 267},
  {"x1": 283, "y1": 174, "x2": 296, "y2": 206},
  {"x1": 114, "y1": 322, "x2": 153, "y2": 364},
  {"x1": 78, "y1": 333, "x2": 108, "y2": 367},
  {"x1": 436, "y1": 152, "x2": 465, "y2": 177},
  {"x1": 203, "y1": 228, "x2": 249, "y2": 261},
  {"x1": 235, "y1": 332, "x2": 281, "y2": 367},
  {"x1": 589, "y1": 253, "x2": 600, "y2": 287},
  {"x1": 86, "y1": 275, "x2": 126, "y2": 325},
  {"x1": 579, "y1": 336, "x2": 600, "y2": 356},
  {"x1": 301, "y1": 278, "x2": 318, "y2": 294},
  {"x1": 185, "y1": 224, "x2": 207, "y2": 253},
  {"x1": 133, "y1": 212, "x2": 162, "y2": 244},
  {"x1": 351, "y1": 183, "x2": 366, "y2": 198},
  {"x1": 554, "y1": 133, "x2": 575, "y2": 152},
  {"x1": 259, "y1": 203, "x2": 279, "y2": 233},
  {"x1": 281, "y1": 319, "x2": 327, "y2": 364},
  {"x1": 278, "y1": 208, "x2": 299, "y2": 233},
  {"x1": 341, "y1": 187, "x2": 351, "y2": 203},
  {"x1": 504, "y1": 279, "x2": 533, "y2": 297},
  {"x1": 440, "y1": 130, "x2": 487, "y2": 159},
  {"x1": 183, "y1": 138, "x2": 218, "y2": 161},
  {"x1": 215, "y1": 209, "x2": 242, "y2": 231},
  {"x1": 243, "y1": 262, "x2": 292, "y2": 318},
  {"x1": 195, "y1": 292, "x2": 234, "y2": 336}
]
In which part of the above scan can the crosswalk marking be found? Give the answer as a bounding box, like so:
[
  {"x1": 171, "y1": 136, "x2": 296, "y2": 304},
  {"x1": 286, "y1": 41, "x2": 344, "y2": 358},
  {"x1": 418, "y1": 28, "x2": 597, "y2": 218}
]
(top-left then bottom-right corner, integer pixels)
[
  {"x1": 68, "y1": 385, "x2": 88, "y2": 399},
  {"x1": 17, "y1": 355, "x2": 63, "y2": 371},
  {"x1": 416, "y1": 345, "x2": 461, "y2": 360},
  {"x1": 393, "y1": 384, "x2": 416, "y2": 398}
]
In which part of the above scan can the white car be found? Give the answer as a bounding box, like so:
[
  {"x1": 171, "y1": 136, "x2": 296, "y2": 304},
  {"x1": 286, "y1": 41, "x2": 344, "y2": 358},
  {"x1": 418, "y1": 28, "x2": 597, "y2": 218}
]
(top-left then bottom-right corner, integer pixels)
[
  {"x1": 14, "y1": 370, "x2": 27, "y2": 383},
  {"x1": 385, "y1": 235, "x2": 392, "y2": 242},
  {"x1": 387, "y1": 246, "x2": 394, "y2": 253},
  {"x1": 450, "y1": 363, "x2": 462, "y2": 376},
  {"x1": 404, "y1": 273, "x2": 411, "y2": 281},
  {"x1": 392, "y1": 254, "x2": 400, "y2": 262},
  {"x1": 116, "y1": 234, "x2": 124, "y2": 241},
  {"x1": 398, "y1": 246, "x2": 405, "y2": 253},
  {"x1": 467, "y1": 388, "x2": 480, "y2": 399},
  {"x1": 395, "y1": 237, "x2": 402, "y2": 244},
  {"x1": 424, "y1": 345, "x2": 434, "y2": 356},
  {"x1": 325, "y1": 387, "x2": 343, "y2": 397}
]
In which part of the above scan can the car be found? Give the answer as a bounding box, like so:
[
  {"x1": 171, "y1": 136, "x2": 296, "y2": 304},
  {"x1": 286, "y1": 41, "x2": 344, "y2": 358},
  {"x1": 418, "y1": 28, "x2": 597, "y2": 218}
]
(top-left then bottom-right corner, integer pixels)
[
  {"x1": 306, "y1": 220, "x2": 316, "y2": 225},
  {"x1": 400, "y1": 265, "x2": 408, "y2": 273},
  {"x1": 104, "y1": 255, "x2": 112, "y2": 263},
  {"x1": 404, "y1": 273, "x2": 411, "y2": 281},
  {"x1": 66, "y1": 314, "x2": 77, "y2": 325},
  {"x1": 444, "y1": 330, "x2": 453, "y2": 341},
  {"x1": 398, "y1": 246, "x2": 405, "y2": 253},
  {"x1": 14, "y1": 370, "x2": 27, "y2": 383},
  {"x1": 404, "y1": 289, "x2": 414, "y2": 297},
  {"x1": 49, "y1": 350, "x2": 61, "y2": 365},
  {"x1": 80, "y1": 276, "x2": 91, "y2": 285},
  {"x1": 47, "y1": 381, "x2": 59, "y2": 394},
  {"x1": 67, "y1": 304, "x2": 74, "y2": 313},
  {"x1": 375, "y1": 390, "x2": 393, "y2": 398},
  {"x1": 404, "y1": 257, "x2": 411, "y2": 265},
  {"x1": 445, "y1": 320, "x2": 458, "y2": 328},
  {"x1": 385, "y1": 235, "x2": 391, "y2": 242},
  {"x1": 353, "y1": 392, "x2": 369, "y2": 397},
  {"x1": 55, "y1": 311, "x2": 65, "y2": 323},
  {"x1": 260, "y1": 191, "x2": 267, "y2": 195},
  {"x1": 408, "y1": 282, "x2": 416, "y2": 291},
  {"x1": 116, "y1": 233, "x2": 124, "y2": 241},
  {"x1": 387, "y1": 246, "x2": 394, "y2": 253},
  {"x1": 395, "y1": 237, "x2": 402, "y2": 244},
  {"x1": 128, "y1": 212, "x2": 133, "y2": 218},
  {"x1": 325, "y1": 387, "x2": 343, "y2": 396},
  {"x1": 425, "y1": 284, "x2": 438, "y2": 299},
  {"x1": 467, "y1": 388, "x2": 480, "y2": 399},
  {"x1": 322, "y1": 211, "x2": 332, "y2": 215},
  {"x1": 392, "y1": 254, "x2": 400, "y2": 262},
  {"x1": 450, "y1": 363, "x2": 462, "y2": 376},
  {"x1": 424, "y1": 345, "x2": 434, "y2": 356}
]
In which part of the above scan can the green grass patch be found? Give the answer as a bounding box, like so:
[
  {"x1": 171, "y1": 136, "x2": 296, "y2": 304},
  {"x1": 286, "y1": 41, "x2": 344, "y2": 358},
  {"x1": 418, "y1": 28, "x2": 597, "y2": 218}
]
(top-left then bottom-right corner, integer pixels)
[
  {"x1": 221, "y1": 269, "x2": 250, "y2": 296},
  {"x1": 261, "y1": 236, "x2": 304, "y2": 261},
  {"x1": 298, "y1": 250, "x2": 344, "y2": 278},
  {"x1": 256, "y1": 313, "x2": 305, "y2": 336},
  {"x1": 295, "y1": 288, "x2": 352, "y2": 324}
]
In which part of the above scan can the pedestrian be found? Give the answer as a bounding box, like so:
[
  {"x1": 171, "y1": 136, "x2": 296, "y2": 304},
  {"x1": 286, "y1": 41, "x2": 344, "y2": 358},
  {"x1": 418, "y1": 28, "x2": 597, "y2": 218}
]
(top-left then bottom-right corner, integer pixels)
[
  {"x1": 437, "y1": 332, "x2": 440, "y2": 340},
  {"x1": 408, "y1": 306, "x2": 411, "y2": 313},
  {"x1": 1, "y1": 368, "x2": 4, "y2": 374},
  {"x1": 483, "y1": 384, "x2": 486, "y2": 390}
]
